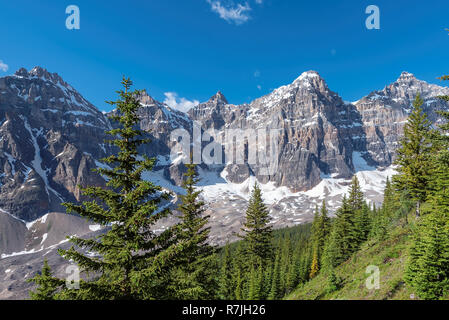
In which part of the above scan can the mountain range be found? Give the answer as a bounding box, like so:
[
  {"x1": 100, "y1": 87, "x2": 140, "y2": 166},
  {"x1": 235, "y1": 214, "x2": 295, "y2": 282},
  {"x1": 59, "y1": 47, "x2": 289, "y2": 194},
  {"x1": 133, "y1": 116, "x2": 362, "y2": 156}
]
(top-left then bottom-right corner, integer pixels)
[{"x1": 1, "y1": 66, "x2": 448, "y2": 299}]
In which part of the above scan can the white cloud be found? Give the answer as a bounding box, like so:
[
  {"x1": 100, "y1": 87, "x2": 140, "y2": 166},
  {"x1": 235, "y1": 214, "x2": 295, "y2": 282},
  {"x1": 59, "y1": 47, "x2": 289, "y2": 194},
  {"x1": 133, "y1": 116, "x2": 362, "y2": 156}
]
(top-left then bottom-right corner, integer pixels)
[
  {"x1": 207, "y1": 0, "x2": 251, "y2": 25},
  {"x1": 254, "y1": 70, "x2": 261, "y2": 78},
  {"x1": 0, "y1": 60, "x2": 8, "y2": 72},
  {"x1": 163, "y1": 92, "x2": 199, "y2": 113},
  {"x1": 257, "y1": 85, "x2": 262, "y2": 90},
  {"x1": 255, "y1": 0, "x2": 263, "y2": 4}
]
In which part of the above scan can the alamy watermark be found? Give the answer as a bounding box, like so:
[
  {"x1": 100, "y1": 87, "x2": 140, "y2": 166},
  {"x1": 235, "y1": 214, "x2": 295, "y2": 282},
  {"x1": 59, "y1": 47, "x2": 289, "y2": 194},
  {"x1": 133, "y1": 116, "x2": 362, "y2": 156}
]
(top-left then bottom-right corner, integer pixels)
[
  {"x1": 66, "y1": 5, "x2": 80, "y2": 30},
  {"x1": 65, "y1": 265, "x2": 80, "y2": 290},
  {"x1": 365, "y1": 265, "x2": 380, "y2": 290},
  {"x1": 365, "y1": 5, "x2": 380, "y2": 30}
]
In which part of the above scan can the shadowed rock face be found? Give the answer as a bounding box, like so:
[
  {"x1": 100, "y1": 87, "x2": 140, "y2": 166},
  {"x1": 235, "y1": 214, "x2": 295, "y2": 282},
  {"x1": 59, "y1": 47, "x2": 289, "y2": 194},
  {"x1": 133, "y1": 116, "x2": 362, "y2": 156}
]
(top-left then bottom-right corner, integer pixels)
[{"x1": 0, "y1": 67, "x2": 111, "y2": 221}]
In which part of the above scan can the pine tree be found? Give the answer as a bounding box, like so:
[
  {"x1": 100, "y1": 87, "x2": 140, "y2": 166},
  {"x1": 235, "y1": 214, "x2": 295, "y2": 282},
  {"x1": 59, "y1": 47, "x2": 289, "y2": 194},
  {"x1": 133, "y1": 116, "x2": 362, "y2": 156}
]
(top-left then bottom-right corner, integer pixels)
[
  {"x1": 347, "y1": 176, "x2": 364, "y2": 212},
  {"x1": 28, "y1": 260, "x2": 62, "y2": 300},
  {"x1": 394, "y1": 93, "x2": 433, "y2": 217},
  {"x1": 262, "y1": 261, "x2": 273, "y2": 299},
  {"x1": 404, "y1": 77, "x2": 449, "y2": 299},
  {"x1": 382, "y1": 177, "x2": 396, "y2": 218},
  {"x1": 239, "y1": 183, "x2": 273, "y2": 267},
  {"x1": 354, "y1": 202, "x2": 371, "y2": 244},
  {"x1": 330, "y1": 196, "x2": 358, "y2": 265},
  {"x1": 279, "y1": 235, "x2": 291, "y2": 295},
  {"x1": 169, "y1": 158, "x2": 218, "y2": 299},
  {"x1": 319, "y1": 200, "x2": 331, "y2": 243},
  {"x1": 232, "y1": 242, "x2": 246, "y2": 300},
  {"x1": 310, "y1": 205, "x2": 320, "y2": 245},
  {"x1": 322, "y1": 225, "x2": 339, "y2": 271},
  {"x1": 285, "y1": 252, "x2": 299, "y2": 292},
  {"x1": 234, "y1": 267, "x2": 244, "y2": 300},
  {"x1": 248, "y1": 264, "x2": 263, "y2": 300},
  {"x1": 309, "y1": 200, "x2": 331, "y2": 277},
  {"x1": 347, "y1": 175, "x2": 369, "y2": 248},
  {"x1": 218, "y1": 244, "x2": 234, "y2": 299},
  {"x1": 268, "y1": 252, "x2": 281, "y2": 300},
  {"x1": 47, "y1": 78, "x2": 186, "y2": 299},
  {"x1": 316, "y1": 201, "x2": 331, "y2": 259},
  {"x1": 405, "y1": 211, "x2": 449, "y2": 299}
]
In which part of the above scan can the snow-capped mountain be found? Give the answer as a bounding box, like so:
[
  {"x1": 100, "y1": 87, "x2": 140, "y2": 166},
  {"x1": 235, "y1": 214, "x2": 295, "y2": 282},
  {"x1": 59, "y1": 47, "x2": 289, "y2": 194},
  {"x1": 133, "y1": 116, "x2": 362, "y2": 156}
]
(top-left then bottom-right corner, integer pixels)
[
  {"x1": 1, "y1": 67, "x2": 449, "y2": 298},
  {"x1": 1, "y1": 67, "x2": 448, "y2": 230}
]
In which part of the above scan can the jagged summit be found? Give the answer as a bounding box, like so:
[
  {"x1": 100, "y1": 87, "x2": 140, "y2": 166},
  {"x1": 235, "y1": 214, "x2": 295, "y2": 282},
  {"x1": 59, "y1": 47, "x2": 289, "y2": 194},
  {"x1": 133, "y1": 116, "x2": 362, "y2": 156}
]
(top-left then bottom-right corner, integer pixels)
[
  {"x1": 294, "y1": 70, "x2": 321, "y2": 82},
  {"x1": 13, "y1": 66, "x2": 67, "y2": 85},
  {"x1": 289, "y1": 70, "x2": 329, "y2": 92},
  {"x1": 138, "y1": 89, "x2": 160, "y2": 106},
  {"x1": 208, "y1": 91, "x2": 228, "y2": 105},
  {"x1": 396, "y1": 71, "x2": 416, "y2": 83}
]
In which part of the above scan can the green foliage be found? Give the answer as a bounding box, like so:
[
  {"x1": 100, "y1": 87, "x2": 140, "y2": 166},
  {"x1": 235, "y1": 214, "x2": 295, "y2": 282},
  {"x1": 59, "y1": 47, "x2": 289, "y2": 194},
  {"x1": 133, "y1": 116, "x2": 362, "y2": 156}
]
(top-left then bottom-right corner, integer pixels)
[
  {"x1": 405, "y1": 102, "x2": 449, "y2": 299},
  {"x1": 32, "y1": 78, "x2": 190, "y2": 300},
  {"x1": 325, "y1": 268, "x2": 340, "y2": 294},
  {"x1": 218, "y1": 244, "x2": 234, "y2": 299},
  {"x1": 405, "y1": 212, "x2": 449, "y2": 299},
  {"x1": 168, "y1": 159, "x2": 218, "y2": 299},
  {"x1": 28, "y1": 260, "x2": 63, "y2": 300},
  {"x1": 239, "y1": 182, "x2": 274, "y2": 267},
  {"x1": 268, "y1": 252, "x2": 281, "y2": 300},
  {"x1": 217, "y1": 222, "x2": 313, "y2": 300},
  {"x1": 393, "y1": 93, "x2": 433, "y2": 216}
]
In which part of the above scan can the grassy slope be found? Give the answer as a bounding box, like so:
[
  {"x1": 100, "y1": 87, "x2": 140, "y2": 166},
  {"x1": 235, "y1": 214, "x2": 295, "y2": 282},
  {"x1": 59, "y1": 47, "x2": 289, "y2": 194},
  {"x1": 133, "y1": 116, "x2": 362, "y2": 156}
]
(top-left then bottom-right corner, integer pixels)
[{"x1": 287, "y1": 220, "x2": 415, "y2": 300}]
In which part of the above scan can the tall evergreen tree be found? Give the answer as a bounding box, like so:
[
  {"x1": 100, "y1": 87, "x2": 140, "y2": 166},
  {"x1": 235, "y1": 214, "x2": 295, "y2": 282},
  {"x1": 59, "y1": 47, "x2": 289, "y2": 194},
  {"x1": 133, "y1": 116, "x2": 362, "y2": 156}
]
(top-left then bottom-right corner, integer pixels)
[
  {"x1": 322, "y1": 224, "x2": 339, "y2": 271},
  {"x1": 404, "y1": 73, "x2": 449, "y2": 300},
  {"x1": 286, "y1": 252, "x2": 300, "y2": 292},
  {"x1": 232, "y1": 242, "x2": 246, "y2": 300},
  {"x1": 394, "y1": 93, "x2": 433, "y2": 217},
  {"x1": 268, "y1": 252, "x2": 281, "y2": 300},
  {"x1": 309, "y1": 201, "x2": 330, "y2": 277},
  {"x1": 347, "y1": 175, "x2": 364, "y2": 212},
  {"x1": 218, "y1": 244, "x2": 234, "y2": 299},
  {"x1": 328, "y1": 196, "x2": 357, "y2": 265},
  {"x1": 42, "y1": 78, "x2": 186, "y2": 299},
  {"x1": 169, "y1": 158, "x2": 217, "y2": 299},
  {"x1": 248, "y1": 264, "x2": 263, "y2": 300},
  {"x1": 348, "y1": 176, "x2": 369, "y2": 248},
  {"x1": 405, "y1": 211, "x2": 449, "y2": 299},
  {"x1": 239, "y1": 183, "x2": 273, "y2": 267},
  {"x1": 354, "y1": 202, "x2": 371, "y2": 244}
]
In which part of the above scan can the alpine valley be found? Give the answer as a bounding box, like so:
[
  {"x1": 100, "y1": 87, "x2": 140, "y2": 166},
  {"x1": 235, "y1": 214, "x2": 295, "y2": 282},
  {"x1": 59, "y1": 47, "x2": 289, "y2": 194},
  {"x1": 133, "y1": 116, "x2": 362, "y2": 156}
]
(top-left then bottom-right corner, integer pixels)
[{"x1": 1, "y1": 66, "x2": 448, "y2": 299}]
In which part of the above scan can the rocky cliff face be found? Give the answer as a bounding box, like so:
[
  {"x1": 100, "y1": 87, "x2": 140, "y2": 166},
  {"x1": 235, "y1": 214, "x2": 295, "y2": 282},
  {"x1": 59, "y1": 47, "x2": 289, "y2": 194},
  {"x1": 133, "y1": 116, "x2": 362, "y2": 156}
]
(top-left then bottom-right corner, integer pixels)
[
  {"x1": 0, "y1": 67, "x2": 111, "y2": 221},
  {"x1": 189, "y1": 71, "x2": 449, "y2": 192},
  {"x1": 2, "y1": 67, "x2": 449, "y2": 224},
  {"x1": 354, "y1": 71, "x2": 449, "y2": 165},
  {"x1": 1, "y1": 67, "x2": 449, "y2": 243}
]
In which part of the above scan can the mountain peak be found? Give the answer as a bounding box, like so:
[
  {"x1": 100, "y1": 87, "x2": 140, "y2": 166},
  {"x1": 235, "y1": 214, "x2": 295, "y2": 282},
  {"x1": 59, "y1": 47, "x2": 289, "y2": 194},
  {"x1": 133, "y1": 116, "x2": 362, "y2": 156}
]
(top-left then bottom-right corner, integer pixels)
[
  {"x1": 396, "y1": 71, "x2": 416, "y2": 82},
  {"x1": 295, "y1": 70, "x2": 321, "y2": 82},
  {"x1": 13, "y1": 66, "x2": 67, "y2": 86},
  {"x1": 292, "y1": 70, "x2": 327, "y2": 90},
  {"x1": 137, "y1": 90, "x2": 160, "y2": 107},
  {"x1": 209, "y1": 91, "x2": 228, "y2": 104}
]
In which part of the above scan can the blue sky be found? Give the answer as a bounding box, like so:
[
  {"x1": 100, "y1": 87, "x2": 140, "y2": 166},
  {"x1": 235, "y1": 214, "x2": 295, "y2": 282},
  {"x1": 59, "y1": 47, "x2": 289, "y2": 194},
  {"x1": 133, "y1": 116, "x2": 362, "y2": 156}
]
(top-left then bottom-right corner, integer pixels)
[{"x1": 0, "y1": 0, "x2": 448, "y2": 112}]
